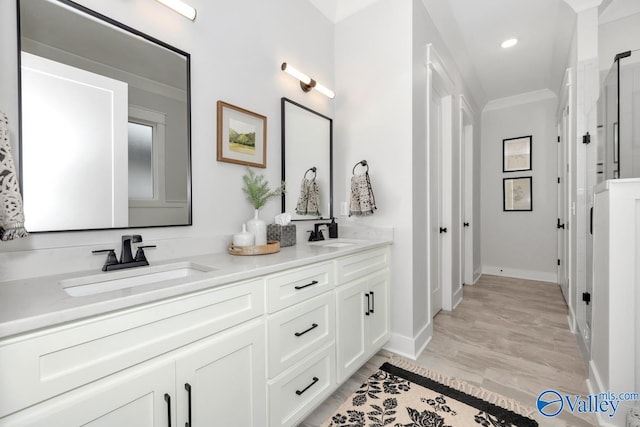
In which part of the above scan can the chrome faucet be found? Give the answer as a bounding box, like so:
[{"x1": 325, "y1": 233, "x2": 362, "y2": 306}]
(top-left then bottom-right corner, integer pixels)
[{"x1": 92, "y1": 234, "x2": 156, "y2": 271}]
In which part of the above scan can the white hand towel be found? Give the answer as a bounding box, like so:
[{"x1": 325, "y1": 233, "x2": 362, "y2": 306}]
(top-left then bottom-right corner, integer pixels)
[
  {"x1": 0, "y1": 111, "x2": 29, "y2": 241},
  {"x1": 349, "y1": 171, "x2": 377, "y2": 216}
]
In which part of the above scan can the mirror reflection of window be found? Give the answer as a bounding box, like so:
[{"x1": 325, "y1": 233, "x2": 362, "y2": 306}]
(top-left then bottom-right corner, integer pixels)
[{"x1": 128, "y1": 122, "x2": 154, "y2": 200}]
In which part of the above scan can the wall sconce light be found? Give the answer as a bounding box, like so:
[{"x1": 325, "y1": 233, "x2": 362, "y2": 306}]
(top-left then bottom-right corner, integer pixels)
[
  {"x1": 281, "y1": 62, "x2": 335, "y2": 99},
  {"x1": 156, "y1": 0, "x2": 197, "y2": 21}
]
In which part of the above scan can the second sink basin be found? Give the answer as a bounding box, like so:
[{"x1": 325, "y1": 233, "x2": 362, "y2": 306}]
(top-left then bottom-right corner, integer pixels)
[
  {"x1": 61, "y1": 262, "x2": 216, "y2": 297},
  {"x1": 308, "y1": 238, "x2": 367, "y2": 248}
]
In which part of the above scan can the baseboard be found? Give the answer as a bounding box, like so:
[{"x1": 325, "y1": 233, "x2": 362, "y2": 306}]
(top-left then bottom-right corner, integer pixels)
[
  {"x1": 566, "y1": 305, "x2": 577, "y2": 334},
  {"x1": 385, "y1": 322, "x2": 433, "y2": 360},
  {"x1": 481, "y1": 265, "x2": 558, "y2": 283},
  {"x1": 586, "y1": 368, "x2": 630, "y2": 427},
  {"x1": 414, "y1": 322, "x2": 433, "y2": 359},
  {"x1": 472, "y1": 269, "x2": 482, "y2": 284},
  {"x1": 452, "y1": 286, "x2": 463, "y2": 310}
]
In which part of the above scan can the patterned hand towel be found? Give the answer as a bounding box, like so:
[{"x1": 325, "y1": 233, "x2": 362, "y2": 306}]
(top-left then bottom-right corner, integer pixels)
[
  {"x1": 296, "y1": 178, "x2": 320, "y2": 216},
  {"x1": 349, "y1": 171, "x2": 377, "y2": 216},
  {"x1": 0, "y1": 111, "x2": 29, "y2": 241}
]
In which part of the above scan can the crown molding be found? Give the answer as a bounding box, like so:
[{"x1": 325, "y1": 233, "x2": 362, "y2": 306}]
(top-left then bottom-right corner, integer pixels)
[{"x1": 482, "y1": 89, "x2": 557, "y2": 112}]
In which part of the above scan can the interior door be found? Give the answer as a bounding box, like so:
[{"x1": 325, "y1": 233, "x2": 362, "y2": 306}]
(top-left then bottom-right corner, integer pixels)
[
  {"x1": 430, "y1": 91, "x2": 443, "y2": 316},
  {"x1": 557, "y1": 106, "x2": 570, "y2": 303},
  {"x1": 463, "y1": 122, "x2": 474, "y2": 286}
]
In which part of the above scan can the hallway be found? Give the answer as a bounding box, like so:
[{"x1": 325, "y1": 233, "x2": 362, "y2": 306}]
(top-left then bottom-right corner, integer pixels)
[{"x1": 302, "y1": 275, "x2": 594, "y2": 426}]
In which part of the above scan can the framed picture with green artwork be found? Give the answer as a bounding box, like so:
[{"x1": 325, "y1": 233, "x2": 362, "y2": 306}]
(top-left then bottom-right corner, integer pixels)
[{"x1": 217, "y1": 100, "x2": 267, "y2": 168}]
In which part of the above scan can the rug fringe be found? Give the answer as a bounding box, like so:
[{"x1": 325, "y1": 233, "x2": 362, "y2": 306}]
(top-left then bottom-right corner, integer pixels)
[{"x1": 389, "y1": 356, "x2": 537, "y2": 418}]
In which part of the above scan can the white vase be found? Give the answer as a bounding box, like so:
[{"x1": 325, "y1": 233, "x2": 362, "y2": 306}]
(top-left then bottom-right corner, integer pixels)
[
  {"x1": 246, "y1": 209, "x2": 267, "y2": 246},
  {"x1": 232, "y1": 223, "x2": 255, "y2": 247}
]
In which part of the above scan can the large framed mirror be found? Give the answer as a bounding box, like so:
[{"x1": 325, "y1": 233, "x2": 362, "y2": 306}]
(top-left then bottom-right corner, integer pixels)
[
  {"x1": 281, "y1": 98, "x2": 333, "y2": 221},
  {"x1": 17, "y1": 0, "x2": 192, "y2": 232}
]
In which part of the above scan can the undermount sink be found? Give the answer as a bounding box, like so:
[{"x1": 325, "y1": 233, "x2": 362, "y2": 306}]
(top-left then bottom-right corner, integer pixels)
[
  {"x1": 61, "y1": 262, "x2": 215, "y2": 297},
  {"x1": 308, "y1": 238, "x2": 367, "y2": 248}
]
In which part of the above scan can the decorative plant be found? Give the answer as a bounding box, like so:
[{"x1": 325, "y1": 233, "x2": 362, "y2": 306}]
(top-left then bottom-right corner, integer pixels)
[{"x1": 241, "y1": 168, "x2": 285, "y2": 210}]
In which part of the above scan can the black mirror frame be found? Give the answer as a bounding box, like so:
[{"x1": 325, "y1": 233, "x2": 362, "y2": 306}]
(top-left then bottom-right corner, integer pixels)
[{"x1": 280, "y1": 97, "x2": 333, "y2": 221}]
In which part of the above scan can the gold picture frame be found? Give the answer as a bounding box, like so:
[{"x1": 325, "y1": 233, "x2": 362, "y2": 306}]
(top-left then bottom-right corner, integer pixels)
[{"x1": 217, "y1": 101, "x2": 267, "y2": 168}]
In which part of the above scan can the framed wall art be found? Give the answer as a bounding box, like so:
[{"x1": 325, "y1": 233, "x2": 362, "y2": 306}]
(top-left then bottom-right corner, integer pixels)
[
  {"x1": 503, "y1": 176, "x2": 532, "y2": 211},
  {"x1": 503, "y1": 135, "x2": 532, "y2": 172},
  {"x1": 217, "y1": 100, "x2": 267, "y2": 168}
]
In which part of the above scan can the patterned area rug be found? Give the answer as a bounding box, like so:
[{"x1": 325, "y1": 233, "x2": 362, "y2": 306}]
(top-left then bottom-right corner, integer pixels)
[{"x1": 322, "y1": 360, "x2": 538, "y2": 427}]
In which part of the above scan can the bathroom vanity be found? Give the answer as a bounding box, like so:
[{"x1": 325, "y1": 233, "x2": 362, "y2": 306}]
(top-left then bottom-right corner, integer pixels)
[{"x1": 0, "y1": 240, "x2": 391, "y2": 427}]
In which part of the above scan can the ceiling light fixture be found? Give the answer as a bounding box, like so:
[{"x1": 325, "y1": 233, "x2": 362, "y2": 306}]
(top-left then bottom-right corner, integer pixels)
[
  {"x1": 156, "y1": 0, "x2": 197, "y2": 21},
  {"x1": 501, "y1": 38, "x2": 518, "y2": 49},
  {"x1": 281, "y1": 62, "x2": 335, "y2": 99}
]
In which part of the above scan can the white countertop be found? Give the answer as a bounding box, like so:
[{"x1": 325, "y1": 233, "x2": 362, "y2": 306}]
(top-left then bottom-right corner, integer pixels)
[{"x1": 0, "y1": 239, "x2": 391, "y2": 340}]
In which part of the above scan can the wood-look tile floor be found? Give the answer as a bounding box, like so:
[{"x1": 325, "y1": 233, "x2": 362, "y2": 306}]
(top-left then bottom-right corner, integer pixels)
[{"x1": 300, "y1": 274, "x2": 595, "y2": 427}]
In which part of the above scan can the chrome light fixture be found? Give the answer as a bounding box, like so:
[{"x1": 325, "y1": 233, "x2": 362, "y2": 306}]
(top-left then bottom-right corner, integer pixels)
[
  {"x1": 156, "y1": 0, "x2": 197, "y2": 21},
  {"x1": 281, "y1": 62, "x2": 335, "y2": 99}
]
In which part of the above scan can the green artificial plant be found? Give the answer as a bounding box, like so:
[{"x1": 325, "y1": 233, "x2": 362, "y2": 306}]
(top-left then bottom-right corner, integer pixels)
[{"x1": 241, "y1": 168, "x2": 285, "y2": 210}]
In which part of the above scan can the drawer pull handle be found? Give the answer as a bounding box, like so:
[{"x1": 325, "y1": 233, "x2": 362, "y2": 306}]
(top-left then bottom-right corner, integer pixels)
[
  {"x1": 164, "y1": 393, "x2": 172, "y2": 427},
  {"x1": 365, "y1": 293, "x2": 370, "y2": 316},
  {"x1": 185, "y1": 383, "x2": 192, "y2": 427},
  {"x1": 294, "y1": 323, "x2": 318, "y2": 337},
  {"x1": 295, "y1": 280, "x2": 319, "y2": 290},
  {"x1": 370, "y1": 291, "x2": 375, "y2": 314},
  {"x1": 296, "y1": 377, "x2": 319, "y2": 396}
]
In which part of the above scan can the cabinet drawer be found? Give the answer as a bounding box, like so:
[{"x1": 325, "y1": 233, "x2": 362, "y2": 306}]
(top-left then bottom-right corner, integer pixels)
[
  {"x1": 266, "y1": 262, "x2": 334, "y2": 313},
  {"x1": 0, "y1": 279, "x2": 265, "y2": 418},
  {"x1": 267, "y1": 292, "x2": 335, "y2": 377},
  {"x1": 336, "y1": 247, "x2": 389, "y2": 285},
  {"x1": 268, "y1": 343, "x2": 336, "y2": 427}
]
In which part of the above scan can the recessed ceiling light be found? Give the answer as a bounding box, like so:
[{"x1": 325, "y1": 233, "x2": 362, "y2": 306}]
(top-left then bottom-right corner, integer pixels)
[{"x1": 501, "y1": 38, "x2": 518, "y2": 49}]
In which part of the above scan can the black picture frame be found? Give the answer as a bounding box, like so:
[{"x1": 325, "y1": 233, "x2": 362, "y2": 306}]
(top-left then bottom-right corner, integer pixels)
[
  {"x1": 503, "y1": 177, "x2": 532, "y2": 211},
  {"x1": 503, "y1": 135, "x2": 532, "y2": 172}
]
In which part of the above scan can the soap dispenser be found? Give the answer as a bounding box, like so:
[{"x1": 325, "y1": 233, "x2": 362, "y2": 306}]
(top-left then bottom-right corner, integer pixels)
[
  {"x1": 233, "y1": 224, "x2": 255, "y2": 247},
  {"x1": 328, "y1": 218, "x2": 338, "y2": 239}
]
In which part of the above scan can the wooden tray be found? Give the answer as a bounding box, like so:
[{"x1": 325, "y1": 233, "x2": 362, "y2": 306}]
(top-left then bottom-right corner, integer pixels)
[{"x1": 228, "y1": 241, "x2": 281, "y2": 256}]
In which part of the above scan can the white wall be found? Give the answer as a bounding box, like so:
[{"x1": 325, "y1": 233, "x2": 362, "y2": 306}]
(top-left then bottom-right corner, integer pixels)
[
  {"x1": 598, "y1": 12, "x2": 640, "y2": 72},
  {"x1": 334, "y1": 0, "x2": 415, "y2": 355},
  {"x1": 481, "y1": 96, "x2": 559, "y2": 282},
  {"x1": 0, "y1": 0, "x2": 334, "y2": 280},
  {"x1": 334, "y1": 0, "x2": 481, "y2": 358}
]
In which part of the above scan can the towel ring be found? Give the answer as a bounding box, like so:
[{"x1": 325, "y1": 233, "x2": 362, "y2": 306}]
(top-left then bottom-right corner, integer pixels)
[
  {"x1": 304, "y1": 167, "x2": 317, "y2": 180},
  {"x1": 352, "y1": 160, "x2": 368, "y2": 175}
]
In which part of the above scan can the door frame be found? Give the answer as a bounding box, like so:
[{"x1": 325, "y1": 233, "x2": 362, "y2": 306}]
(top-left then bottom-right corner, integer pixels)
[
  {"x1": 557, "y1": 67, "x2": 575, "y2": 332},
  {"x1": 426, "y1": 44, "x2": 455, "y2": 315},
  {"x1": 459, "y1": 95, "x2": 474, "y2": 293}
]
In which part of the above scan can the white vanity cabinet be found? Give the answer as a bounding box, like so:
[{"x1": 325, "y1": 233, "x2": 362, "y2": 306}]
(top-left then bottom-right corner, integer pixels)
[
  {"x1": 0, "y1": 320, "x2": 266, "y2": 427},
  {"x1": 336, "y1": 249, "x2": 390, "y2": 383},
  {"x1": 0, "y1": 358, "x2": 175, "y2": 427},
  {"x1": 0, "y1": 279, "x2": 266, "y2": 426},
  {"x1": 0, "y1": 243, "x2": 391, "y2": 427},
  {"x1": 265, "y1": 262, "x2": 337, "y2": 427},
  {"x1": 173, "y1": 319, "x2": 266, "y2": 427}
]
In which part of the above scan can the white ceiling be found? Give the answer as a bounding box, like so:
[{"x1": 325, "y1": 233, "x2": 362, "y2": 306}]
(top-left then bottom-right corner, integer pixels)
[{"x1": 308, "y1": 0, "x2": 579, "y2": 107}]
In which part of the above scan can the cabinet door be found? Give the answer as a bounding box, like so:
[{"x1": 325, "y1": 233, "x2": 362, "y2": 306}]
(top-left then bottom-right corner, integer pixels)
[
  {"x1": 335, "y1": 278, "x2": 368, "y2": 383},
  {"x1": 0, "y1": 359, "x2": 174, "y2": 427},
  {"x1": 367, "y1": 269, "x2": 390, "y2": 351},
  {"x1": 175, "y1": 319, "x2": 266, "y2": 427}
]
